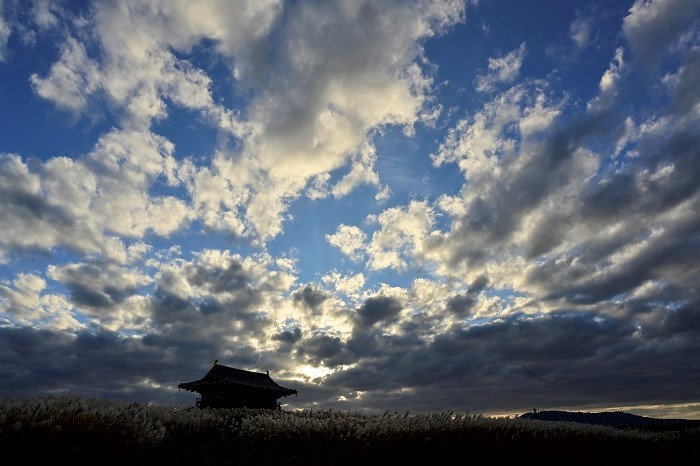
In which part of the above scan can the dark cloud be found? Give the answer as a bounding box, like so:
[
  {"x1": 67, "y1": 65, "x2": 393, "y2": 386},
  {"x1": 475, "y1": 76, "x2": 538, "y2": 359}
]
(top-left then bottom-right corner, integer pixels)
[
  {"x1": 439, "y1": 101, "x2": 619, "y2": 270},
  {"x1": 296, "y1": 332, "x2": 351, "y2": 366},
  {"x1": 49, "y1": 262, "x2": 144, "y2": 309},
  {"x1": 196, "y1": 297, "x2": 229, "y2": 315},
  {"x1": 446, "y1": 275, "x2": 488, "y2": 316},
  {"x1": 622, "y1": 0, "x2": 700, "y2": 67},
  {"x1": 0, "y1": 326, "x2": 194, "y2": 405},
  {"x1": 319, "y1": 311, "x2": 700, "y2": 414},
  {"x1": 446, "y1": 293, "x2": 476, "y2": 316},
  {"x1": 150, "y1": 254, "x2": 273, "y2": 331},
  {"x1": 273, "y1": 326, "x2": 302, "y2": 345},
  {"x1": 469, "y1": 274, "x2": 489, "y2": 293},
  {"x1": 293, "y1": 284, "x2": 329, "y2": 311},
  {"x1": 148, "y1": 284, "x2": 269, "y2": 346},
  {"x1": 670, "y1": 48, "x2": 700, "y2": 114},
  {"x1": 533, "y1": 203, "x2": 700, "y2": 305},
  {"x1": 130, "y1": 254, "x2": 292, "y2": 373},
  {"x1": 0, "y1": 155, "x2": 77, "y2": 253},
  {"x1": 1, "y1": 301, "x2": 699, "y2": 417},
  {"x1": 2, "y1": 188, "x2": 75, "y2": 230},
  {"x1": 356, "y1": 295, "x2": 403, "y2": 328},
  {"x1": 189, "y1": 260, "x2": 251, "y2": 294},
  {"x1": 648, "y1": 299, "x2": 700, "y2": 338}
]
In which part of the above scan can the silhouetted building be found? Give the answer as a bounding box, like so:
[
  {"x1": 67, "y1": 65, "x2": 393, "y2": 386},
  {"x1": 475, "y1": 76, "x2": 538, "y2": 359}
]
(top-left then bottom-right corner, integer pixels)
[{"x1": 178, "y1": 363, "x2": 297, "y2": 410}]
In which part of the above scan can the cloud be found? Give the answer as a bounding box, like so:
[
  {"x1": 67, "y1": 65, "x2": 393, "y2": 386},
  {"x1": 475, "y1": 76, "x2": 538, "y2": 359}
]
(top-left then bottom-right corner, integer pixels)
[
  {"x1": 329, "y1": 201, "x2": 436, "y2": 271},
  {"x1": 321, "y1": 270, "x2": 366, "y2": 297},
  {"x1": 48, "y1": 262, "x2": 152, "y2": 310},
  {"x1": 45, "y1": 261, "x2": 153, "y2": 332},
  {"x1": 28, "y1": 0, "x2": 467, "y2": 243},
  {"x1": 326, "y1": 225, "x2": 367, "y2": 262},
  {"x1": 0, "y1": 129, "x2": 190, "y2": 261},
  {"x1": 147, "y1": 249, "x2": 298, "y2": 350},
  {"x1": 293, "y1": 284, "x2": 330, "y2": 311},
  {"x1": 314, "y1": 310, "x2": 700, "y2": 413},
  {"x1": 668, "y1": 46, "x2": 700, "y2": 115},
  {"x1": 1, "y1": 273, "x2": 46, "y2": 319},
  {"x1": 475, "y1": 42, "x2": 526, "y2": 93},
  {"x1": 569, "y1": 16, "x2": 592, "y2": 50},
  {"x1": 295, "y1": 331, "x2": 349, "y2": 367},
  {"x1": 333, "y1": 5, "x2": 700, "y2": 328},
  {"x1": 623, "y1": 0, "x2": 700, "y2": 66},
  {"x1": 445, "y1": 275, "x2": 488, "y2": 317},
  {"x1": 41, "y1": 0, "x2": 282, "y2": 129},
  {"x1": 587, "y1": 47, "x2": 626, "y2": 112},
  {"x1": 0, "y1": 0, "x2": 10, "y2": 61},
  {"x1": 0, "y1": 272, "x2": 81, "y2": 331},
  {"x1": 330, "y1": 141, "x2": 380, "y2": 198},
  {"x1": 365, "y1": 200, "x2": 435, "y2": 270},
  {"x1": 2, "y1": 0, "x2": 700, "y2": 420},
  {"x1": 31, "y1": 0, "x2": 61, "y2": 30},
  {"x1": 356, "y1": 295, "x2": 404, "y2": 328},
  {"x1": 30, "y1": 36, "x2": 100, "y2": 113},
  {"x1": 217, "y1": 0, "x2": 466, "y2": 239}
]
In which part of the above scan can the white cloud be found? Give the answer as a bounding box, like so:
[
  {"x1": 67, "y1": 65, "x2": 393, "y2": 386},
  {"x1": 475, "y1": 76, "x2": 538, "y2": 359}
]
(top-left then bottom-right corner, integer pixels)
[
  {"x1": 599, "y1": 47, "x2": 625, "y2": 93},
  {"x1": 126, "y1": 241, "x2": 152, "y2": 262},
  {"x1": 569, "y1": 16, "x2": 592, "y2": 50},
  {"x1": 0, "y1": 272, "x2": 82, "y2": 331},
  {"x1": 29, "y1": 0, "x2": 271, "y2": 130},
  {"x1": 81, "y1": 129, "x2": 191, "y2": 238},
  {"x1": 32, "y1": 0, "x2": 61, "y2": 30},
  {"x1": 364, "y1": 200, "x2": 435, "y2": 271},
  {"x1": 321, "y1": 270, "x2": 366, "y2": 297},
  {"x1": 47, "y1": 265, "x2": 150, "y2": 323},
  {"x1": 188, "y1": 0, "x2": 467, "y2": 240},
  {"x1": 433, "y1": 83, "x2": 561, "y2": 176},
  {"x1": 1, "y1": 273, "x2": 46, "y2": 316},
  {"x1": 0, "y1": 0, "x2": 10, "y2": 61},
  {"x1": 30, "y1": 36, "x2": 100, "y2": 113},
  {"x1": 0, "y1": 129, "x2": 191, "y2": 262},
  {"x1": 326, "y1": 225, "x2": 367, "y2": 262},
  {"x1": 588, "y1": 47, "x2": 625, "y2": 112},
  {"x1": 375, "y1": 185, "x2": 392, "y2": 204},
  {"x1": 331, "y1": 140, "x2": 380, "y2": 198},
  {"x1": 337, "y1": 80, "x2": 615, "y2": 296},
  {"x1": 28, "y1": 0, "x2": 467, "y2": 243},
  {"x1": 475, "y1": 42, "x2": 527, "y2": 93},
  {"x1": 92, "y1": 0, "x2": 281, "y2": 129},
  {"x1": 306, "y1": 173, "x2": 331, "y2": 200}
]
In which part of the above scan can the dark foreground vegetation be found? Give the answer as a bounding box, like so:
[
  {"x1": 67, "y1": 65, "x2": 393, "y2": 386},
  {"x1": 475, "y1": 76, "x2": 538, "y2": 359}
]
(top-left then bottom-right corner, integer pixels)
[{"x1": 1, "y1": 395, "x2": 697, "y2": 465}]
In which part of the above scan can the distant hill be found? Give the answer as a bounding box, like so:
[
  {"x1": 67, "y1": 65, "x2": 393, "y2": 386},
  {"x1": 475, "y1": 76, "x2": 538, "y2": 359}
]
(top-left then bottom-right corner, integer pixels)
[{"x1": 521, "y1": 410, "x2": 700, "y2": 431}]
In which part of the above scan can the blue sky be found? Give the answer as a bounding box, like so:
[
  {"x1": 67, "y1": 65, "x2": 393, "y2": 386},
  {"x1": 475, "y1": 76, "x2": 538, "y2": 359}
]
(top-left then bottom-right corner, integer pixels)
[{"x1": 1, "y1": 0, "x2": 700, "y2": 419}]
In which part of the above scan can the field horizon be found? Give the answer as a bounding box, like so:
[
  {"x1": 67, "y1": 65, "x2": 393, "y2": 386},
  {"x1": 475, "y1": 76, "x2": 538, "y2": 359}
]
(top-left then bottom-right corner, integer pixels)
[{"x1": 1, "y1": 393, "x2": 697, "y2": 465}]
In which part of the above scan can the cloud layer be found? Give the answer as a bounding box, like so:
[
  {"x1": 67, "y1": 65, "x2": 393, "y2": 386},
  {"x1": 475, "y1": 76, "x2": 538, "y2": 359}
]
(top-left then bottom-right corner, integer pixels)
[{"x1": 1, "y1": 0, "x2": 699, "y2": 419}]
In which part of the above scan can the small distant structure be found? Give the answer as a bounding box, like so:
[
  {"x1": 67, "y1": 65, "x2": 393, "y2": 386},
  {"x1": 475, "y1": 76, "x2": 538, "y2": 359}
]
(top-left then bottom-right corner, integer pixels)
[{"x1": 178, "y1": 362, "x2": 297, "y2": 410}]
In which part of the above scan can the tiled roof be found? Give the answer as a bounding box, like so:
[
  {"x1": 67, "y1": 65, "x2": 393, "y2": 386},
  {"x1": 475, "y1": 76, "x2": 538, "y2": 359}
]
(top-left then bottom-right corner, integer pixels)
[{"x1": 178, "y1": 364, "x2": 297, "y2": 395}]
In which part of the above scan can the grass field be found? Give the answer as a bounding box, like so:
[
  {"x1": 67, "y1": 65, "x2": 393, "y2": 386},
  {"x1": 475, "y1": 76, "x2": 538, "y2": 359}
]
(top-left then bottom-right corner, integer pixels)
[{"x1": 1, "y1": 394, "x2": 697, "y2": 465}]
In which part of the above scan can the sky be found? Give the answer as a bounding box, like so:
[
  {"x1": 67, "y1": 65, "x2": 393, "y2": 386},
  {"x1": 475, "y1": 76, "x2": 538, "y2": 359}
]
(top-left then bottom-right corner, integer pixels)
[{"x1": 1, "y1": 0, "x2": 699, "y2": 420}]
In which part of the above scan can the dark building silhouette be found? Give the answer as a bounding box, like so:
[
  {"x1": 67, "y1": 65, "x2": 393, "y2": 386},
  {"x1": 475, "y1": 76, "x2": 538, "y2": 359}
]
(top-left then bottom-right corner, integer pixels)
[{"x1": 178, "y1": 362, "x2": 297, "y2": 410}]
